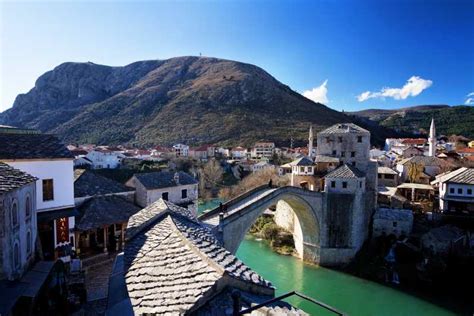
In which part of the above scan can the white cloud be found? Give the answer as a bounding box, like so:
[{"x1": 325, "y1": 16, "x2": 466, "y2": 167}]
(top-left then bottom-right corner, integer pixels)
[
  {"x1": 356, "y1": 76, "x2": 433, "y2": 102},
  {"x1": 465, "y1": 92, "x2": 474, "y2": 105},
  {"x1": 303, "y1": 80, "x2": 329, "y2": 104}
]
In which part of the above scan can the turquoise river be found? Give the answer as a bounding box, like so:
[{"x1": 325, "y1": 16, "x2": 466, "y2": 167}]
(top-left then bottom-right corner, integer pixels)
[{"x1": 236, "y1": 236, "x2": 455, "y2": 316}]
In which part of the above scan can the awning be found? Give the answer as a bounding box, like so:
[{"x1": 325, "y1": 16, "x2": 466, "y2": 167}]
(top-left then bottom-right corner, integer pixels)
[
  {"x1": 37, "y1": 207, "x2": 79, "y2": 223},
  {"x1": 397, "y1": 183, "x2": 434, "y2": 190}
]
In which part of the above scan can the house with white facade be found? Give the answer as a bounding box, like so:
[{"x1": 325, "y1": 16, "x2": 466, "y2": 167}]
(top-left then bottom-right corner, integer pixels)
[
  {"x1": 396, "y1": 156, "x2": 454, "y2": 183},
  {"x1": 251, "y1": 142, "x2": 275, "y2": 159},
  {"x1": 251, "y1": 161, "x2": 274, "y2": 173},
  {"x1": 231, "y1": 146, "x2": 247, "y2": 159},
  {"x1": 126, "y1": 171, "x2": 199, "y2": 214},
  {"x1": 172, "y1": 144, "x2": 190, "y2": 157},
  {"x1": 431, "y1": 167, "x2": 474, "y2": 214},
  {"x1": 86, "y1": 148, "x2": 123, "y2": 169},
  {"x1": 0, "y1": 163, "x2": 37, "y2": 280},
  {"x1": 0, "y1": 132, "x2": 76, "y2": 261}
]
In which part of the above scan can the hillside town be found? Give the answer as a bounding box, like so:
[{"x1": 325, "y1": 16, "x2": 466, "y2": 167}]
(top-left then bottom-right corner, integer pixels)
[{"x1": 1, "y1": 117, "x2": 473, "y2": 315}]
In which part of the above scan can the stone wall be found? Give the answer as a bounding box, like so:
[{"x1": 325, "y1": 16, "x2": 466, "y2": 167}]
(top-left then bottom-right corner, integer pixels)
[{"x1": 0, "y1": 183, "x2": 37, "y2": 280}]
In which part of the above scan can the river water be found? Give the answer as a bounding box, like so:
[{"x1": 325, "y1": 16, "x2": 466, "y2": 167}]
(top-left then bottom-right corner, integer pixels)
[{"x1": 236, "y1": 236, "x2": 455, "y2": 316}]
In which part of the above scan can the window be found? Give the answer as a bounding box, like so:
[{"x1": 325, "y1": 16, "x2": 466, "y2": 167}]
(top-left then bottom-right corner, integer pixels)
[
  {"x1": 27, "y1": 231, "x2": 32, "y2": 255},
  {"x1": 162, "y1": 192, "x2": 169, "y2": 201},
  {"x1": 458, "y1": 188, "x2": 463, "y2": 194},
  {"x1": 385, "y1": 174, "x2": 395, "y2": 180},
  {"x1": 342, "y1": 182, "x2": 348, "y2": 188},
  {"x1": 42, "y1": 179, "x2": 54, "y2": 201},
  {"x1": 331, "y1": 181, "x2": 336, "y2": 188},
  {"x1": 449, "y1": 188, "x2": 454, "y2": 194},
  {"x1": 338, "y1": 137, "x2": 343, "y2": 143},
  {"x1": 468, "y1": 189, "x2": 473, "y2": 195},
  {"x1": 352, "y1": 161, "x2": 356, "y2": 166},
  {"x1": 300, "y1": 166, "x2": 304, "y2": 172},
  {"x1": 332, "y1": 150, "x2": 337, "y2": 156},
  {"x1": 14, "y1": 243, "x2": 20, "y2": 269},
  {"x1": 25, "y1": 196, "x2": 31, "y2": 218},
  {"x1": 378, "y1": 174, "x2": 382, "y2": 179},
  {"x1": 308, "y1": 167, "x2": 312, "y2": 173},
  {"x1": 326, "y1": 137, "x2": 331, "y2": 143},
  {"x1": 341, "y1": 152, "x2": 345, "y2": 157},
  {"x1": 359, "y1": 181, "x2": 363, "y2": 188},
  {"x1": 357, "y1": 136, "x2": 362, "y2": 143},
  {"x1": 393, "y1": 222, "x2": 398, "y2": 228},
  {"x1": 11, "y1": 202, "x2": 18, "y2": 227},
  {"x1": 351, "y1": 151, "x2": 355, "y2": 158},
  {"x1": 181, "y1": 189, "x2": 187, "y2": 199}
]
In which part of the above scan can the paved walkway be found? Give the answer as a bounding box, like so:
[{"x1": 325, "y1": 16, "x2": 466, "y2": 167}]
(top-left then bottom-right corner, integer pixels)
[{"x1": 82, "y1": 253, "x2": 116, "y2": 315}]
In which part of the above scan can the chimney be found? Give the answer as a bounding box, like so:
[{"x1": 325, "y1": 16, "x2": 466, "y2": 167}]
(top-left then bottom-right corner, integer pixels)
[{"x1": 174, "y1": 172, "x2": 180, "y2": 185}]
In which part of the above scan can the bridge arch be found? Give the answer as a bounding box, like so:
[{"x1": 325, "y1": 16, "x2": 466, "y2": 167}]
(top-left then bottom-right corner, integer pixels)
[{"x1": 200, "y1": 186, "x2": 324, "y2": 263}]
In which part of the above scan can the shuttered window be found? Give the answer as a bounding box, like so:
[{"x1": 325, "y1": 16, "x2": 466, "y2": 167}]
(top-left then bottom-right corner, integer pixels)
[{"x1": 42, "y1": 179, "x2": 54, "y2": 201}]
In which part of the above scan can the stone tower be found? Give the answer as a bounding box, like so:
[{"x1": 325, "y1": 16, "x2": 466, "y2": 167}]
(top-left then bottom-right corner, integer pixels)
[
  {"x1": 308, "y1": 125, "x2": 314, "y2": 158},
  {"x1": 428, "y1": 118, "x2": 436, "y2": 157}
]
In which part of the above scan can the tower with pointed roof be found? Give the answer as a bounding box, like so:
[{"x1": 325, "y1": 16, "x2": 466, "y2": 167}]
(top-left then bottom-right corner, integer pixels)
[
  {"x1": 429, "y1": 118, "x2": 436, "y2": 157},
  {"x1": 308, "y1": 125, "x2": 314, "y2": 158}
]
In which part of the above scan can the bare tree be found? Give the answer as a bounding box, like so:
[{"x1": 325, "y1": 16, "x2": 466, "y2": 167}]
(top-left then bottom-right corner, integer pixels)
[{"x1": 200, "y1": 159, "x2": 224, "y2": 198}]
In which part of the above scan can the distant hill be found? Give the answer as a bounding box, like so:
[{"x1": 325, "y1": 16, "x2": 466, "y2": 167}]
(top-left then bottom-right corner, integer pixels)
[
  {"x1": 0, "y1": 56, "x2": 397, "y2": 146},
  {"x1": 349, "y1": 105, "x2": 474, "y2": 139}
]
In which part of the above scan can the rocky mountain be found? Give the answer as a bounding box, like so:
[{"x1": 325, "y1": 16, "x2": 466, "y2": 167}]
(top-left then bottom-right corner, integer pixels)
[
  {"x1": 349, "y1": 105, "x2": 474, "y2": 139},
  {"x1": 1, "y1": 56, "x2": 393, "y2": 146}
]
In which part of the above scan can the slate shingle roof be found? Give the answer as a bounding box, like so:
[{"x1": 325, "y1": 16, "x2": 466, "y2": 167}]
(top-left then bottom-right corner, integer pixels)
[
  {"x1": 0, "y1": 133, "x2": 73, "y2": 159},
  {"x1": 0, "y1": 162, "x2": 37, "y2": 193},
  {"x1": 76, "y1": 196, "x2": 141, "y2": 231},
  {"x1": 445, "y1": 167, "x2": 474, "y2": 185},
  {"x1": 133, "y1": 171, "x2": 198, "y2": 190},
  {"x1": 74, "y1": 169, "x2": 134, "y2": 198},
  {"x1": 325, "y1": 164, "x2": 365, "y2": 179},
  {"x1": 377, "y1": 166, "x2": 398, "y2": 175},
  {"x1": 123, "y1": 199, "x2": 272, "y2": 314},
  {"x1": 398, "y1": 156, "x2": 452, "y2": 167},
  {"x1": 318, "y1": 123, "x2": 369, "y2": 135},
  {"x1": 292, "y1": 156, "x2": 315, "y2": 166},
  {"x1": 314, "y1": 155, "x2": 340, "y2": 163}
]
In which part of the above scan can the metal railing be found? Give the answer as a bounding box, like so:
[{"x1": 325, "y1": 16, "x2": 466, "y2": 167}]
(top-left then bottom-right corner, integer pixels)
[{"x1": 232, "y1": 290, "x2": 345, "y2": 315}]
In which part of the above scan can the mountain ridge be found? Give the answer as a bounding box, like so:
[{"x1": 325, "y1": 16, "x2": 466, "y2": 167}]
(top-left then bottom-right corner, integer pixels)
[{"x1": 1, "y1": 56, "x2": 398, "y2": 146}]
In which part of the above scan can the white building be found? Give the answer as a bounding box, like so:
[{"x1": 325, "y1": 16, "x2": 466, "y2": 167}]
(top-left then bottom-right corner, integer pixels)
[
  {"x1": 126, "y1": 171, "x2": 199, "y2": 214},
  {"x1": 0, "y1": 132, "x2": 76, "y2": 261},
  {"x1": 231, "y1": 146, "x2": 247, "y2": 159},
  {"x1": 431, "y1": 167, "x2": 474, "y2": 214},
  {"x1": 251, "y1": 142, "x2": 275, "y2": 159},
  {"x1": 0, "y1": 163, "x2": 37, "y2": 280},
  {"x1": 251, "y1": 161, "x2": 274, "y2": 173},
  {"x1": 86, "y1": 148, "x2": 123, "y2": 169},
  {"x1": 173, "y1": 144, "x2": 190, "y2": 157}
]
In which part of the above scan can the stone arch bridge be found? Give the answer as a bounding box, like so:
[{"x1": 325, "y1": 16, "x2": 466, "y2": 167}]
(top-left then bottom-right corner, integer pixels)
[{"x1": 198, "y1": 185, "x2": 372, "y2": 266}]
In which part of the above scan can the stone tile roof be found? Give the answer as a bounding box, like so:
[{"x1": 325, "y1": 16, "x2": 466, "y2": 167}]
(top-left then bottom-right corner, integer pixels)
[
  {"x1": 398, "y1": 156, "x2": 452, "y2": 167},
  {"x1": 377, "y1": 166, "x2": 398, "y2": 175},
  {"x1": 325, "y1": 164, "x2": 365, "y2": 179},
  {"x1": 292, "y1": 156, "x2": 315, "y2": 166},
  {"x1": 0, "y1": 133, "x2": 74, "y2": 160},
  {"x1": 314, "y1": 155, "x2": 340, "y2": 163},
  {"x1": 132, "y1": 171, "x2": 198, "y2": 190},
  {"x1": 444, "y1": 167, "x2": 474, "y2": 185},
  {"x1": 123, "y1": 199, "x2": 272, "y2": 314},
  {"x1": 76, "y1": 196, "x2": 141, "y2": 231},
  {"x1": 318, "y1": 123, "x2": 369, "y2": 135},
  {"x1": 0, "y1": 162, "x2": 37, "y2": 194},
  {"x1": 74, "y1": 169, "x2": 134, "y2": 198}
]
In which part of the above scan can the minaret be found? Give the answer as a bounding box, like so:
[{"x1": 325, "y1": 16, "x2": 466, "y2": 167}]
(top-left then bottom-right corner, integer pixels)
[
  {"x1": 308, "y1": 125, "x2": 314, "y2": 158},
  {"x1": 428, "y1": 118, "x2": 436, "y2": 157}
]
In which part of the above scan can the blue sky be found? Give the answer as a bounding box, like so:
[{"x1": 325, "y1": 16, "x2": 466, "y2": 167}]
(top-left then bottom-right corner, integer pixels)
[{"x1": 1, "y1": 0, "x2": 473, "y2": 112}]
